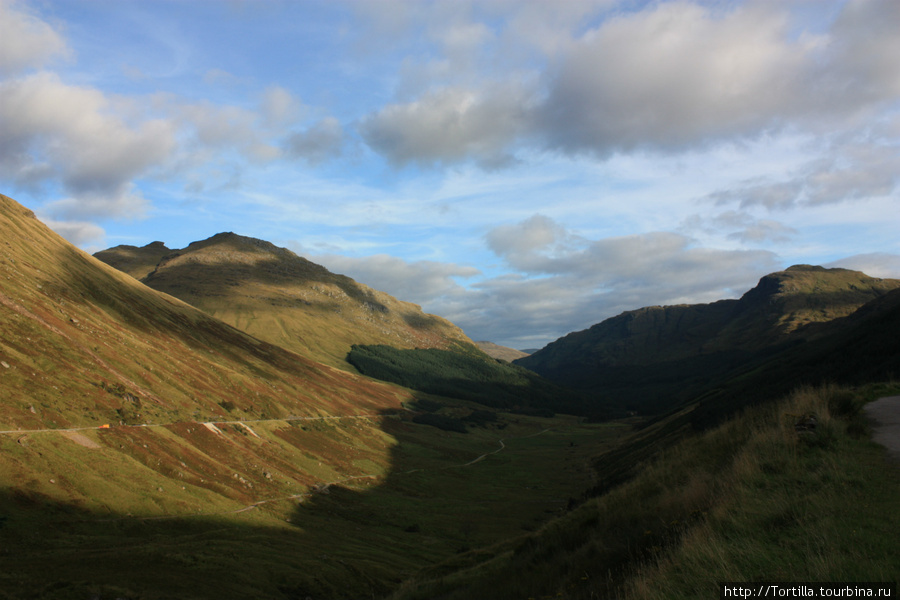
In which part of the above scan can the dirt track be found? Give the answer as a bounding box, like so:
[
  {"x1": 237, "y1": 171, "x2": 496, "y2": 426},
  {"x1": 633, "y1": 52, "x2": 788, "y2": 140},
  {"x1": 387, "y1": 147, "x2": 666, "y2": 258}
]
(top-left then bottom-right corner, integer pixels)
[{"x1": 864, "y1": 395, "x2": 900, "y2": 461}]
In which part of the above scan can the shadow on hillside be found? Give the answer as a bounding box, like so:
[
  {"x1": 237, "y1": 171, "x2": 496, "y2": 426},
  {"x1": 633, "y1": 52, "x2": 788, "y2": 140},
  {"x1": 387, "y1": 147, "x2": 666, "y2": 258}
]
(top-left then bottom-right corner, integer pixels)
[
  {"x1": 142, "y1": 255, "x2": 390, "y2": 313},
  {"x1": 0, "y1": 400, "x2": 593, "y2": 600}
]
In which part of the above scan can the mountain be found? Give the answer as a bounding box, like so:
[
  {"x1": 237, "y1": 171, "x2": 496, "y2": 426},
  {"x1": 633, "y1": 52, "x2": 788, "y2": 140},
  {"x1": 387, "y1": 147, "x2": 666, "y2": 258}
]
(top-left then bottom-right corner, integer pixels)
[
  {"x1": 2, "y1": 193, "x2": 605, "y2": 599},
  {"x1": 691, "y1": 284, "x2": 900, "y2": 427},
  {"x1": 0, "y1": 193, "x2": 420, "y2": 597},
  {"x1": 475, "y1": 341, "x2": 530, "y2": 361},
  {"x1": 516, "y1": 265, "x2": 900, "y2": 414},
  {"x1": 96, "y1": 233, "x2": 477, "y2": 369},
  {"x1": 93, "y1": 240, "x2": 171, "y2": 279}
]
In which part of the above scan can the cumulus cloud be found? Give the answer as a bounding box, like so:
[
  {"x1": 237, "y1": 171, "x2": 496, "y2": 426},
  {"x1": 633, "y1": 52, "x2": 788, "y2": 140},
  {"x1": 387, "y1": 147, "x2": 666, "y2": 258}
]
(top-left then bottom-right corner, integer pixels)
[
  {"x1": 283, "y1": 118, "x2": 345, "y2": 165},
  {"x1": 43, "y1": 185, "x2": 149, "y2": 221},
  {"x1": 681, "y1": 211, "x2": 798, "y2": 244},
  {"x1": 0, "y1": 72, "x2": 175, "y2": 216},
  {"x1": 313, "y1": 215, "x2": 779, "y2": 348},
  {"x1": 538, "y1": 2, "x2": 816, "y2": 155},
  {"x1": 175, "y1": 101, "x2": 261, "y2": 151},
  {"x1": 39, "y1": 216, "x2": 106, "y2": 247},
  {"x1": 485, "y1": 214, "x2": 582, "y2": 271},
  {"x1": 827, "y1": 253, "x2": 900, "y2": 279},
  {"x1": 710, "y1": 138, "x2": 900, "y2": 210},
  {"x1": 0, "y1": 0, "x2": 68, "y2": 75},
  {"x1": 359, "y1": 84, "x2": 531, "y2": 166},
  {"x1": 466, "y1": 219, "x2": 780, "y2": 345},
  {"x1": 260, "y1": 85, "x2": 301, "y2": 127},
  {"x1": 311, "y1": 253, "x2": 480, "y2": 308},
  {"x1": 360, "y1": 0, "x2": 900, "y2": 166}
]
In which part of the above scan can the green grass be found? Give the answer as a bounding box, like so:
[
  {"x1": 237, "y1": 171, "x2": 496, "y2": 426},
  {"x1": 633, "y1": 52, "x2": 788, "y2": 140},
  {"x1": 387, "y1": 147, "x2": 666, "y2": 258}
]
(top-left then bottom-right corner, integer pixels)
[
  {"x1": 0, "y1": 407, "x2": 627, "y2": 599},
  {"x1": 389, "y1": 384, "x2": 900, "y2": 600}
]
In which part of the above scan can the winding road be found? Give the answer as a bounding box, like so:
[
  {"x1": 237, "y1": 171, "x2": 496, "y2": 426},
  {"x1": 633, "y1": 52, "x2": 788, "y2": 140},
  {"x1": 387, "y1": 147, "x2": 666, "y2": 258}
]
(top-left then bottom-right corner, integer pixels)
[{"x1": 0, "y1": 413, "x2": 381, "y2": 436}]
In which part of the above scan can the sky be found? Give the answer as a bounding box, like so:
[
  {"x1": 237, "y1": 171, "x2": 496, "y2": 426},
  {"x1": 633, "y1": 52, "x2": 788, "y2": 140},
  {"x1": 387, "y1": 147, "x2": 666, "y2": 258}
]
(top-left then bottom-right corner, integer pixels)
[{"x1": 1, "y1": 0, "x2": 899, "y2": 349}]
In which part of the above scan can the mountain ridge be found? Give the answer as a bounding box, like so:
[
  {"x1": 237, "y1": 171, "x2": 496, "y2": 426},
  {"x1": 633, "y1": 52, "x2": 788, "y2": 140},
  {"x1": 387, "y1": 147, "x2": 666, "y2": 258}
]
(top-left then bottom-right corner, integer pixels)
[
  {"x1": 516, "y1": 264, "x2": 900, "y2": 413},
  {"x1": 96, "y1": 233, "x2": 478, "y2": 369}
]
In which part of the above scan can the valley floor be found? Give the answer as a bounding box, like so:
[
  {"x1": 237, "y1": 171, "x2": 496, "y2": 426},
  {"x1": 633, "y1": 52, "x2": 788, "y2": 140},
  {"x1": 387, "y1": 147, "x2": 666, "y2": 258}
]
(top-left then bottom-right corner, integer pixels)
[{"x1": 0, "y1": 408, "x2": 627, "y2": 599}]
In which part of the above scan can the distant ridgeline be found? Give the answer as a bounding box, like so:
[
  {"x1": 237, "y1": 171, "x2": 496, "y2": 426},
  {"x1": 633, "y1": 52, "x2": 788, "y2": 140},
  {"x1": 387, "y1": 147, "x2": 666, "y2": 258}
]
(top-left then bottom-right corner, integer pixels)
[
  {"x1": 95, "y1": 233, "x2": 477, "y2": 370},
  {"x1": 347, "y1": 344, "x2": 601, "y2": 420},
  {"x1": 515, "y1": 265, "x2": 900, "y2": 423}
]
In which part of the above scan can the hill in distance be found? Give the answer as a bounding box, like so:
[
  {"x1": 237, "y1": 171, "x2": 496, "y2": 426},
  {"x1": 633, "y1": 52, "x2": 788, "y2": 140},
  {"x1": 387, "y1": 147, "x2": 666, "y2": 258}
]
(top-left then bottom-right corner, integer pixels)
[
  {"x1": 475, "y1": 341, "x2": 530, "y2": 361},
  {"x1": 517, "y1": 265, "x2": 900, "y2": 414},
  {"x1": 96, "y1": 233, "x2": 477, "y2": 370},
  {"x1": 92, "y1": 240, "x2": 171, "y2": 280}
]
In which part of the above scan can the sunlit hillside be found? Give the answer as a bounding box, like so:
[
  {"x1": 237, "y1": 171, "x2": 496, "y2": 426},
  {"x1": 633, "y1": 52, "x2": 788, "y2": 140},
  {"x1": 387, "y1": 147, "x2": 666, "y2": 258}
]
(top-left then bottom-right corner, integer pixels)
[
  {"x1": 96, "y1": 233, "x2": 478, "y2": 370},
  {"x1": 0, "y1": 192, "x2": 621, "y2": 599}
]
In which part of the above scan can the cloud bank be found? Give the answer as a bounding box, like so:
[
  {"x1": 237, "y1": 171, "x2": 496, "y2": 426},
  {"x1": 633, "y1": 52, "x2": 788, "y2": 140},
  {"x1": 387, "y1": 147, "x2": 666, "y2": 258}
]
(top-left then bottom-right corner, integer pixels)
[{"x1": 1, "y1": 0, "x2": 898, "y2": 347}]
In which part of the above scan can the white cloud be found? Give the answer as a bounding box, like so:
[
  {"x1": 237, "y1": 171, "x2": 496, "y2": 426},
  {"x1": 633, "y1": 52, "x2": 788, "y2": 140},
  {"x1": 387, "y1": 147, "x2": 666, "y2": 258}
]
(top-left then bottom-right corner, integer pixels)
[
  {"x1": 309, "y1": 215, "x2": 780, "y2": 348},
  {"x1": 359, "y1": 84, "x2": 532, "y2": 166},
  {"x1": 0, "y1": 0, "x2": 68, "y2": 75},
  {"x1": 283, "y1": 118, "x2": 345, "y2": 164},
  {"x1": 537, "y1": 2, "x2": 821, "y2": 155},
  {"x1": 485, "y1": 214, "x2": 582, "y2": 271},
  {"x1": 260, "y1": 85, "x2": 302, "y2": 127},
  {"x1": 203, "y1": 68, "x2": 242, "y2": 87},
  {"x1": 310, "y1": 253, "x2": 480, "y2": 308},
  {"x1": 463, "y1": 215, "x2": 779, "y2": 345},
  {"x1": 359, "y1": 0, "x2": 900, "y2": 166},
  {"x1": 827, "y1": 253, "x2": 900, "y2": 279},
  {"x1": 709, "y1": 137, "x2": 900, "y2": 210},
  {"x1": 43, "y1": 185, "x2": 148, "y2": 221},
  {"x1": 40, "y1": 215, "x2": 106, "y2": 246},
  {"x1": 681, "y1": 211, "x2": 798, "y2": 244},
  {"x1": 0, "y1": 72, "x2": 175, "y2": 215}
]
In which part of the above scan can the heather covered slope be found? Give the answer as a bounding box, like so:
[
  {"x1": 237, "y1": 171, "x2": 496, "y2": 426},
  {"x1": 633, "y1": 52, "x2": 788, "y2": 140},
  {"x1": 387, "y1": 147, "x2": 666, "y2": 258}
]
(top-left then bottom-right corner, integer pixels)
[
  {"x1": 0, "y1": 195, "x2": 408, "y2": 430},
  {"x1": 516, "y1": 265, "x2": 900, "y2": 413},
  {"x1": 97, "y1": 232, "x2": 478, "y2": 370},
  {"x1": 0, "y1": 192, "x2": 419, "y2": 509}
]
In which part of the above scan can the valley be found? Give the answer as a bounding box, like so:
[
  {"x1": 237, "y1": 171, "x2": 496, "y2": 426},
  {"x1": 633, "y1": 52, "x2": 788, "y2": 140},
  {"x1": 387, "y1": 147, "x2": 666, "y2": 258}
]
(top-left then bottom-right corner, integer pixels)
[
  {"x1": 0, "y1": 405, "x2": 625, "y2": 599},
  {"x1": 1, "y1": 192, "x2": 899, "y2": 598}
]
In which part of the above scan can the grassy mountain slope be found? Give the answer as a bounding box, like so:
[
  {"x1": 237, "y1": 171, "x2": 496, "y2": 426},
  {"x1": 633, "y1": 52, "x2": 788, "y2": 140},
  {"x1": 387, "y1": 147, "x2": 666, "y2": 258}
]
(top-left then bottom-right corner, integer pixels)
[
  {"x1": 391, "y1": 384, "x2": 900, "y2": 599},
  {"x1": 517, "y1": 265, "x2": 900, "y2": 414},
  {"x1": 93, "y1": 241, "x2": 172, "y2": 280},
  {"x1": 96, "y1": 233, "x2": 477, "y2": 370},
  {"x1": 0, "y1": 196, "x2": 406, "y2": 431},
  {"x1": 475, "y1": 341, "x2": 530, "y2": 362},
  {"x1": 1, "y1": 193, "x2": 624, "y2": 599},
  {"x1": 690, "y1": 285, "x2": 900, "y2": 428}
]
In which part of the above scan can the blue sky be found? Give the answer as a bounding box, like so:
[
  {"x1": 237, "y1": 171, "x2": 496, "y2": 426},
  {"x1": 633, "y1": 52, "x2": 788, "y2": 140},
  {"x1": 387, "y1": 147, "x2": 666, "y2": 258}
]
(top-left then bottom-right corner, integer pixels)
[{"x1": 2, "y1": 0, "x2": 899, "y2": 349}]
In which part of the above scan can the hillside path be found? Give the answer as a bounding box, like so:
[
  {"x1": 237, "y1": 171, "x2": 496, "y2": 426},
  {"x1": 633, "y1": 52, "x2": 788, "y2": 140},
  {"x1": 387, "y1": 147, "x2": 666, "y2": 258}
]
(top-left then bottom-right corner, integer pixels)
[
  {"x1": 864, "y1": 396, "x2": 900, "y2": 461},
  {"x1": 0, "y1": 414, "x2": 381, "y2": 436}
]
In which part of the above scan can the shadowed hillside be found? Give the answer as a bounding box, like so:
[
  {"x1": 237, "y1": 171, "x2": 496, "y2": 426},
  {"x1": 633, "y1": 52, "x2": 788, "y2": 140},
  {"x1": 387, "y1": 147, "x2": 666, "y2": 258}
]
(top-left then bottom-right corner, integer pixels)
[
  {"x1": 517, "y1": 265, "x2": 900, "y2": 414},
  {"x1": 96, "y1": 233, "x2": 478, "y2": 370}
]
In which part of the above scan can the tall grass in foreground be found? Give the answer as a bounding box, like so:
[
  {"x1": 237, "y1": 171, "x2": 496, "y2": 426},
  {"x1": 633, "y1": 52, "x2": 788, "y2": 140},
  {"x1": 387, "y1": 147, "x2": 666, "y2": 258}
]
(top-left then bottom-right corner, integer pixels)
[
  {"x1": 391, "y1": 383, "x2": 900, "y2": 599},
  {"x1": 624, "y1": 384, "x2": 900, "y2": 599}
]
